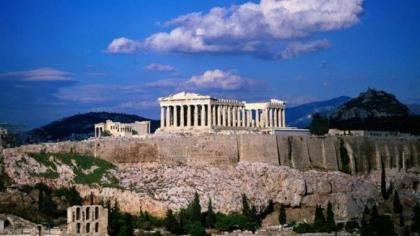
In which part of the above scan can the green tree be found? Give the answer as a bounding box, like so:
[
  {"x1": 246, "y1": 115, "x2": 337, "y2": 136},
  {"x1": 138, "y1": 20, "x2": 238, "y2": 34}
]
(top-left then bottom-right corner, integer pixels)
[
  {"x1": 186, "y1": 221, "x2": 206, "y2": 236},
  {"x1": 279, "y1": 204, "x2": 287, "y2": 225},
  {"x1": 54, "y1": 187, "x2": 83, "y2": 206},
  {"x1": 345, "y1": 218, "x2": 359, "y2": 233},
  {"x1": 242, "y1": 194, "x2": 250, "y2": 217},
  {"x1": 412, "y1": 203, "x2": 420, "y2": 234},
  {"x1": 326, "y1": 202, "x2": 335, "y2": 226},
  {"x1": 360, "y1": 214, "x2": 369, "y2": 236},
  {"x1": 190, "y1": 192, "x2": 202, "y2": 221},
  {"x1": 164, "y1": 209, "x2": 182, "y2": 234},
  {"x1": 393, "y1": 191, "x2": 403, "y2": 214},
  {"x1": 259, "y1": 200, "x2": 274, "y2": 219},
  {"x1": 381, "y1": 158, "x2": 391, "y2": 200},
  {"x1": 314, "y1": 205, "x2": 325, "y2": 225},
  {"x1": 309, "y1": 113, "x2": 329, "y2": 135},
  {"x1": 249, "y1": 205, "x2": 260, "y2": 225},
  {"x1": 205, "y1": 198, "x2": 216, "y2": 228}
]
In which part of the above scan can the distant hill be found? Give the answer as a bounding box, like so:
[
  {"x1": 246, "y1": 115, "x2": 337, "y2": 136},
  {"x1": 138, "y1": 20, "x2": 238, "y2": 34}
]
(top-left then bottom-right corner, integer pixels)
[
  {"x1": 408, "y1": 103, "x2": 420, "y2": 115},
  {"x1": 330, "y1": 88, "x2": 410, "y2": 121},
  {"x1": 286, "y1": 96, "x2": 351, "y2": 128},
  {"x1": 25, "y1": 112, "x2": 160, "y2": 143},
  {"x1": 329, "y1": 88, "x2": 420, "y2": 134}
]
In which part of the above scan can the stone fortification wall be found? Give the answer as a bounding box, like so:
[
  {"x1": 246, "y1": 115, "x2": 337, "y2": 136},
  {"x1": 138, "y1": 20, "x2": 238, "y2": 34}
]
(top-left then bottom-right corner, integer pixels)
[{"x1": 3, "y1": 135, "x2": 420, "y2": 174}]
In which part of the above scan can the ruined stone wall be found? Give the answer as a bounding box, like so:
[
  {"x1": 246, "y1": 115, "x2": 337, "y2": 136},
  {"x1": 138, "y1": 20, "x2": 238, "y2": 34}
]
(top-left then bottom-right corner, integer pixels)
[{"x1": 3, "y1": 135, "x2": 420, "y2": 174}]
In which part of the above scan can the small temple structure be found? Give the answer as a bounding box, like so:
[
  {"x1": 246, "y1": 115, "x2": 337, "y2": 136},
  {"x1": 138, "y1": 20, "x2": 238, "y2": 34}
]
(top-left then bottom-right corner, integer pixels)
[{"x1": 158, "y1": 92, "x2": 286, "y2": 133}]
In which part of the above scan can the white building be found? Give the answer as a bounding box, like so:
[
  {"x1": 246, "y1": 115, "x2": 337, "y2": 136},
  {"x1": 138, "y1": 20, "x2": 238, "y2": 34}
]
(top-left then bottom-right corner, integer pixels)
[
  {"x1": 94, "y1": 120, "x2": 151, "y2": 138},
  {"x1": 158, "y1": 92, "x2": 287, "y2": 133}
]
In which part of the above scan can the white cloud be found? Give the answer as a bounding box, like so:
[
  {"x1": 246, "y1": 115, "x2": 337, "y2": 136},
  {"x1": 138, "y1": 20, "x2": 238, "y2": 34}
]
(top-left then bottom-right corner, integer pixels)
[
  {"x1": 145, "y1": 69, "x2": 252, "y2": 91},
  {"x1": 0, "y1": 67, "x2": 72, "y2": 81},
  {"x1": 107, "y1": 0, "x2": 363, "y2": 58},
  {"x1": 107, "y1": 37, "x2": 142, "y2": 54},
  {"x1": 280, "y1": 39, "x2": 331, "y2": 59},
  {"x1": 145, "y1": 63, "x2": 177, "y2": 73},
  {"x1": 186, "y1": 69, "x2": 248, "y2": 90}
]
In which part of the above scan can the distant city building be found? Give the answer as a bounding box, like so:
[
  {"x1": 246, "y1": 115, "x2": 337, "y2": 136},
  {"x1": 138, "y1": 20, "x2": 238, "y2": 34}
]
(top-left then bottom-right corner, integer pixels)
[
  {"x1": 328, "y1": 129, "x2": 411, "y2": 138},
  {"x1": 158, "y1": 92, "x2": 287, "y2": 133},
  {"x1": 94, "y1": 120, "x2": 151, "y2": 138},
  {"x1": 67, "y1": 205, "x2": 108, "y2": 236}
]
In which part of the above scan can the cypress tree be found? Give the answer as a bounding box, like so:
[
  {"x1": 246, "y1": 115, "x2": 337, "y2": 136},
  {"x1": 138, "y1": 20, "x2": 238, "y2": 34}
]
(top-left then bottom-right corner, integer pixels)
[
  {"x1": 381, "y1": 158, "x2": 390, "y2": 200},
  {"x1": 360, "y1": 214, "x2": 369, "y2": 236},
  {"x1": 242, "y1": 193, "x2": 250, "y2": 217},
  {"x1": 393, "y1": 191, "x2": 403, "y2": 214},
  {"x1": 371, "y1": 205, "x2": 379, "y2": 218},
  {"x1": 250, "y1": 205, "x2": 259, "y2": 224},
  {"x1": 314, "y1": 205, "x2": 325, "y2": 225},
  {"x1": 326, "y1": 202, "x2": 335, "y2": 226},
  {"x1": 279, "y1": 204, "x2": 287, "y2": 225},
  {"x1": 190, "y1": 192, "x2": 201, "y2": 221},
  {"x1": 90, "y1": 192, "x2": 94, "y2": 205},
  {"x1": 205, "y1": 198, "x2": 216, "y2": 228},
  {"x1": 164, "y1": 209, "x2": 181, "y2": 234},
  {"x1": 412, "y1": 203, "x2": 420, "y2": 234}
]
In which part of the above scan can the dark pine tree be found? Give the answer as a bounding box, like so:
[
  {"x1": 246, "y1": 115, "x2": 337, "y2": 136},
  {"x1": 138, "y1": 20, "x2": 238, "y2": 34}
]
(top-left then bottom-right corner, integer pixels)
[
  {"x1": 242, "y1": 193, "x2": 251, "y2": 217},
  {"x1": 250, "y1": 205, "x2": 260, "y2": 225},
  {"x1": 412, "y1": 203, "x2": 420, "y2": 234},
  {"x1": 314, "y1": 205, "x2": 325, "y2": 225},
  {"x1": 309, "y1": 113, "x2": 330, "y2": 135},
  {"x1": 360, "y1": 214, "x2": 369, "y2": 236},
  {"x1": 393, "y1": 191, "x2": 403, "y2": 214},
  {"x1": 190, "y1": 192, "x2": 202, "y2": 221},
  {"x1": 279, "y1": 204, "x2": 287, "y2": 225},
  {"x1": 205, "y1": 198, "x2": 216, "y2": 228},
  {"x1": 164, "y1": 209, "x2": 182, "y2": 234},
  {"x1": 326, "y1": 202, "x2": 336, "y2": 227},
  {"x1": 381, "y1": 158, "x2": 390, "y2": 200}
]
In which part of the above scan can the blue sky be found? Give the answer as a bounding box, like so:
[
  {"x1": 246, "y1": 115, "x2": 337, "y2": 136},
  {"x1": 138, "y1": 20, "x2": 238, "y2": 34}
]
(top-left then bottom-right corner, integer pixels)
[{"x1": 0, "y1": 0, "x2": 419, "y2": 129}]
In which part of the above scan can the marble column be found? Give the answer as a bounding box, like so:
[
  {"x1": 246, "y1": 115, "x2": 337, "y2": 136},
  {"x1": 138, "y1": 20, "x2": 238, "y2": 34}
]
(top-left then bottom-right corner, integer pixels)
[
  {"x1": 282, "y1": 109, "x2": 286, "y2": 127},
  {"x1": 269, "y1": 109, "x2": 273, "y2": 128},
  {"x1": 207, "y1": 104, "x2": 211, "y2": 127},
  {"x1": 180, "y1": 105, "x2": 185, "y2": 127},
  {"x1": 160, "y1": 107, "x2": 165, "y2": 128},
  {"x1": 255, "y1": 109, "x2": 260, "y2": 127},
  {"x1": 222, "y1": 106, "x2": 226, "y2": 126},
  {"x1": 187, "y1": 105, "x2": 192, "y2": 127},
  {"x1": 242, "y1": 108, "x2": 246, "y2": 127},
  {"x1": 227, "y1": 106, "x2": 232, "y2": 127},
  {"x1": 274, "y1": 108, "x2": 278, "y2": 128},
  {"x1": 265, "y1": 109, "x2": 269, "y2": 128},
  {"x1": 174, "y1": 105, "x2": 178, "y2": 127},
  {"x1": 166, "y1": 106, "x2": 171, "y2": 127},
  {"x1": 194, "y1": 105, "x2": 198, "y2": 127},
  {"x1": 212, "y1": 105, "x2": 216, "y2": 126},
  {"x1": 201, "y1": 105, "x2": 206, "y2": 126},
  {"x1": 217, "y1": 105, "x2": 222, "y2": 126}
]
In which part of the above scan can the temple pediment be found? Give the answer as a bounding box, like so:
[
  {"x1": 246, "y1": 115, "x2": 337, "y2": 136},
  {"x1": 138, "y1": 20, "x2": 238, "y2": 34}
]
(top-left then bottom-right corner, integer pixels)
[{"x1": 159, "y1": 91, "x2": 211, "y2": 101}]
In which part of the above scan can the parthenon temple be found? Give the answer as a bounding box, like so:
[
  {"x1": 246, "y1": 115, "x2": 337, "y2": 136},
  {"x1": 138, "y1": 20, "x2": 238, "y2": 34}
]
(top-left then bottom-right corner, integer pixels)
[{"x1": 158, "y1": 92, "x2": 286, "y2": 133}]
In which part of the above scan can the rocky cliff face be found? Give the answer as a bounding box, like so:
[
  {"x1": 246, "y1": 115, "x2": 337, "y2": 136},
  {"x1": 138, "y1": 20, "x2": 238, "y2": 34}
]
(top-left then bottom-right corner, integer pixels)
[
  {"x1": 5, "y1": 134, "x2": 419, "y2": 175},
  {"x1": 1, "y1": 135, "x2": 420, "y2": 223},
  {"x1": 1, "y1": 150, "x2": 420, "y2": 222}
]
